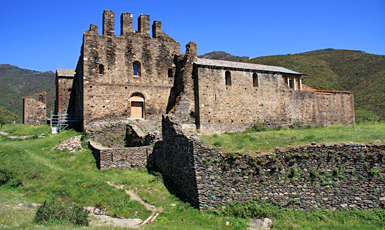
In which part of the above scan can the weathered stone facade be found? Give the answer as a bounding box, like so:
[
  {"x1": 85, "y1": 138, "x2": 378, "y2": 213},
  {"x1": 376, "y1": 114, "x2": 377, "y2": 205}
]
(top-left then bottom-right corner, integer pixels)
[
  {"x1": 55, "y1": 69, "x2": 75, "y2": 115},
  {"x1": 53, "y1": 10, "x2": 355, "y2": 133},
  {"x1": 193, "y1": 60, "x2": 355, "y2": 133},
  {"x1": 23, "y1": 92, "x2": 47, "y2": 125},
  {"x1": 75, "y1": 10, "x2": 180, "y2": 128},
  {"x1": 153, "y1": 114, "x2": 385, "y2": 211}
]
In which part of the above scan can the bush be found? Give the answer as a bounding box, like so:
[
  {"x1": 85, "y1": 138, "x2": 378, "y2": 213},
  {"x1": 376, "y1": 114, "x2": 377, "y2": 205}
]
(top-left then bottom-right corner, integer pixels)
[
  {"x1": 252, "y1": 122, "x2": 268, "y2": 132},
  {"x1": 290, "y1": 121, "x2": 304, "y2": 130},
  {"x1": 34, "y1": 200, "x2": 90, "y2": 226},
  {"x1": 0, "y1": 169, "x2": 14, "y2": 186},
  {"x1": 355, "y1": 109, "x2": 380, "y2": 123},
  {"x1": 0, "y1": 116, "x2": 6, "y2": 128}
]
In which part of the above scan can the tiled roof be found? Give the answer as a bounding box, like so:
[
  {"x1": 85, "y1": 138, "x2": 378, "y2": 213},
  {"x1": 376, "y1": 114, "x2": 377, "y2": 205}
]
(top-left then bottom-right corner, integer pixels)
[
  {"x1": 56, "y1": 69, "x2": 75, "y2": 77},
  {"x1": 194, "y1": 58, "x2": 301, "y2": 75}
]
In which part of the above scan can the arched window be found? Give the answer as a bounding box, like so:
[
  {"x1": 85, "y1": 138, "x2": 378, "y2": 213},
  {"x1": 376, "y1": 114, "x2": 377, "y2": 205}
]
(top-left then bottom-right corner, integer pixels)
[
  {"x1": 133, "y1": 61, "x2": 141, "y2": 77},
  {"x1": 98, "y1": 64, "x2": 104, "y2": 74},
  {"x1": 253, "y1": 73, "x2": 258, "y2": 87},
  {"x1": 225, "y1": 71, "x2": 231, "y2": 86}
]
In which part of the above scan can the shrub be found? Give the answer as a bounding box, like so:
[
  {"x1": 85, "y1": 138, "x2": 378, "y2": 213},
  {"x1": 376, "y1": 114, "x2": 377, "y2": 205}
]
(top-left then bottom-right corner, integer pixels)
[
  {"x1": 355, "y1": 109, "x2": 380, "y2": 124},
  {"x1": 252, "y1": 122, "x2": 268, "y2": 132},
  {"x1": 0, "y1": 169, "x2": 14, "y2": 186},
  {"x1": 310, "y1": 168, "x2": 319, "y2": 180},
  {"x1": 290, "y1": 121, "x2": 304, "y2": 130},
  {"x1": 288, "y1": 167, "x2": 299, "y2": 178},
  {"x1": 34, "y1": 200, "x2": 89, "y2": 226},
  {"x1": 0, "y1": 116, "x2": 6, "y2": 128}
]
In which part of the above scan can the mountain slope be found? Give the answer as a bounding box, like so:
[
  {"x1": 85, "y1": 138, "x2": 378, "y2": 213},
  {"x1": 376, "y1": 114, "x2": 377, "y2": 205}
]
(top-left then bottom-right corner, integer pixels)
[
  {"x1": 0, "y1": 64, "x2": 55, "y2": 122},
  {"x1": 199, "y1": 51, "x2": 250, "y2": 62}
]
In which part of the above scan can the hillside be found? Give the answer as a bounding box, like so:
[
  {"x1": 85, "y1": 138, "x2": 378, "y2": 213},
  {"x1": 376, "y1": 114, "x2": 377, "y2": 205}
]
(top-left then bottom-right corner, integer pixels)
[
  {"x1": 245, "y1": 49, "x2": 385, "y2": 118},
  {"x1": 0, "y1": 64, "x2": 55, "y2": 122},
  {"x1": 199, "y1": 51, "x2": 250, "y2": 62}
]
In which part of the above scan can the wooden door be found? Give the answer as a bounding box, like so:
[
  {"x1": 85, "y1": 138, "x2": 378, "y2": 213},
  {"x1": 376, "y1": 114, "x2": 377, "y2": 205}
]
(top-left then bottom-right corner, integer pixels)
[{"x1": 131, "y1": 102, "x2": 143, "y2": 118}]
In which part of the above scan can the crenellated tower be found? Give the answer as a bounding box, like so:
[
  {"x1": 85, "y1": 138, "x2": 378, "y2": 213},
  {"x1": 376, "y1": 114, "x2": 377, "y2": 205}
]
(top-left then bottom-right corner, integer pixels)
[{"x1": 74, "y1": 10, "x2": 181, "y2": 128}]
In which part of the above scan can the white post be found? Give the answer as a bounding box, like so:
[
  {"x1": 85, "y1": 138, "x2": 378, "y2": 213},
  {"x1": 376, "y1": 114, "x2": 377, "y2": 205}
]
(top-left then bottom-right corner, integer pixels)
[
  {"x1": 299, "y1": 78, "x2": 303, "y2": 90},
  {"x1": 293, "y1": 77, "x2": 296, "y2": 90}
]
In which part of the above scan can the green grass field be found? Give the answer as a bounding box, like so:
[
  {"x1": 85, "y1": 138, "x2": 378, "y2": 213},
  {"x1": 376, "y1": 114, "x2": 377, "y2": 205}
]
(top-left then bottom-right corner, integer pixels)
[
  {"x1": 0, "y1": 124, "x2": 384, "y2": 229},
  {"x1": 201, "y1": 122, "x2": 385, "y2": 155}
]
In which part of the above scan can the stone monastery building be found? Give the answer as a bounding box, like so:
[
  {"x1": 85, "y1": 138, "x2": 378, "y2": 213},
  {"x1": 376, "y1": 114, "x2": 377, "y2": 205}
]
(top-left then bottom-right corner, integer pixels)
[{"x1": 55, "y1": 10, "x2": 355, "y2": 133}]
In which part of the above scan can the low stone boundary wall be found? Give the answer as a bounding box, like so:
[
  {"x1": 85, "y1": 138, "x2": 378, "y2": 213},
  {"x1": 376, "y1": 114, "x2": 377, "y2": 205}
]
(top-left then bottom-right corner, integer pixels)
[
  {"x1": 89, "y1": 141, "x2": 153, "y2": 170},
  {"x1": 153, "y1": 114, "x2": 385, "y2": 211}
]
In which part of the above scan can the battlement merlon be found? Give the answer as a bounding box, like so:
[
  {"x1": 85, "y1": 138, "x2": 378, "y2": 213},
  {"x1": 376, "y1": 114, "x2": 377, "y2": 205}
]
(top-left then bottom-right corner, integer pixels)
[
  {"x1": 138, "y1": 14, "x2": 150, "y2": 37},
  {"x1": 87, "y1": 10, "x2": 178, "y2": 43},
  {"x1": 121, "y1": 12, "x2": 133, "y2": 35},
  {"x1": 103, "y1": 10, "x2": 115, "y2": 36}
]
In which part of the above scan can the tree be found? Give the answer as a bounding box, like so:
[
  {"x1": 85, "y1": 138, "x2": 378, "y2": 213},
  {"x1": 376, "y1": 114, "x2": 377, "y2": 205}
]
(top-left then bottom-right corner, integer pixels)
[{"x1": 0, "y1": 116, "x2": 6, "y2": 128}]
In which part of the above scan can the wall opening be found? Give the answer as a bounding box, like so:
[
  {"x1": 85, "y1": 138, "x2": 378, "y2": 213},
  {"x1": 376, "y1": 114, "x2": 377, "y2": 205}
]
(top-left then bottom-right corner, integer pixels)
[
  {"x1": 168, "y1": 68, "x2": 173, "y2": 78},
  {"x1": 133, "y1": 61, "x2": 141, "y2": 77},
  {"x1": 99, "y1": 64, "x2": 104, "y2": 74},
  {"x1": 253, "y1": 73, "x2": 259, "y2": 87},
  {"x1": 225, "y1": 70, "x2": 231, "y2": 86},
  {"x1": 130, "y1": 92, "x2": 145, "y2": 119}
]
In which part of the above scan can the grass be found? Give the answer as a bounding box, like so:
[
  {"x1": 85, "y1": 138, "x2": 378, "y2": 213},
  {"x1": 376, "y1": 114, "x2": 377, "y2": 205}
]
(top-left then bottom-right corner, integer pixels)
[
  {"x1": 201, "y1": 122, "x2": 385, "y2": 154},
  {"x1": 213, "y1": 201, "x2": 385, "y2": 230},
  {"x1": 0, "y1": 124, "x2": 244, "y2": 229},
  {"x1": 1, "y1": 123, "x2": 385, "y2": 229}
]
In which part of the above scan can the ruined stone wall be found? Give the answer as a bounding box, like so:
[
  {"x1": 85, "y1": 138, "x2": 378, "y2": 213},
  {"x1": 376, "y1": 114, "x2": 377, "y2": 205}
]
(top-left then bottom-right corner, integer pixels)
[
  {"x1": 80, "y1": 10, "x2": 180, "y2": 127},
  {"x1": 23, "y1": 92, "x2": 47, "y2": 125},
  {"x1": 55, "y1": 69, "x2": 75, "y2": 115},
  {"x1": 154, "y1": 116, "x2": 385, "y2": 211},
  {"x1": 195, "y1": 65, "x2": 355, "y2": 133},
  {"x1": 315, "y1": 93, "x2": 355, "y2": 126},
  {"x1": 152, "y1": 114, "x2": 200, "y2": 207},
  {"x1": 89, "y1": 141, "x2": 153, "y2": 170}
]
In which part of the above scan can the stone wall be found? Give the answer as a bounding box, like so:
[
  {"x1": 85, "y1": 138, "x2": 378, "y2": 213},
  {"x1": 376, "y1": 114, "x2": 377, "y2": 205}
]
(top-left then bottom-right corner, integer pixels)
[
  {"x1": 153, "y1": 115, "x2": 385, "y2": 211},
  {"x1": 23, "y1": 92, "x2": 47, "y2": 125},
  {"x1": 86, "y1": 121, "x2": 148, "y2": 148},
  {"x1": 55, "y1": 69, "x2": 75, "y2": 115},
  {"x1": 79, "y1": 10, "x2": 180, "y2": 127},
  {"x1": 89, "y1": 141, "x2": 153, "y2": 170},
  {"x1": 152, "y1": 114, "x2": 200, "y2": 206},
  {"x1": 195, "y1": 65, "x2": 355, "y2": 133}
]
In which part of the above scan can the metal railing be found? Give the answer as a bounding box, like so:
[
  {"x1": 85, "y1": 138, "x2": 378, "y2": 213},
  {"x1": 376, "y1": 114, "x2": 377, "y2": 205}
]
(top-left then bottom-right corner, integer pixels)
[{"x1": 50, "y1": 111, "x2": 79, "y2": 134}]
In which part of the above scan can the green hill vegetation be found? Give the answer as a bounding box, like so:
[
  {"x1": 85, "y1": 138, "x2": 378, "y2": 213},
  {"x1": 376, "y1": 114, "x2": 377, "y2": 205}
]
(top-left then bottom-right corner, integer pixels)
[
  {"x1": 0, "y1": 64, "x2": 55, "y2": 123},
  {"x1": 199, "y1": 51, "x2": 250, "y2": 62},
  {"x1": 1, "y1": 124, "x2": 385, "y2": 229},
  {"x1": 0, "y1": 105, "x2": 18, "y2": 124},
  {"x1": 245, "y1": 49, "x2": 385, "y2": 119}
]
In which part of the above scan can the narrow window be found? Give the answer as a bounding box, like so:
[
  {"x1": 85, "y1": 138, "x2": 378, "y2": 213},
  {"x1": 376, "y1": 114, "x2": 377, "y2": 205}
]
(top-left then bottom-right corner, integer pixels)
[
  {"x1": 289, "y1": 78, "x2": 294, "y2": 89},
  {"x1": 225, "y1": 71, "x2": 231, "y2": 86},
  {"x1": 99, "y1": 64, "x2": 104, "y2": 74},
  {"x1": 133, "y1": 61, "x2": 141, "y2": 77},
  {"x1": 168, "y1": 68, "x2": 173, "y2": 78},
  {"x1": 253, "y1": 73, "x2": 258, "y2": 87}
]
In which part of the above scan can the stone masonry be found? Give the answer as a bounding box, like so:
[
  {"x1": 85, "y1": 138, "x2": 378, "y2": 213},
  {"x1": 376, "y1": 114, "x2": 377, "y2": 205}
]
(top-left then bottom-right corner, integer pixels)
[
  {"x1": 153, "y1": 114, "x2": 385, "y2": 211},
  {"x1": 23, "y1": 92, "x2": 47, "y2": 125},
  {"x1": 52, "y1": 9, "x2": 355, "y2": 133}
]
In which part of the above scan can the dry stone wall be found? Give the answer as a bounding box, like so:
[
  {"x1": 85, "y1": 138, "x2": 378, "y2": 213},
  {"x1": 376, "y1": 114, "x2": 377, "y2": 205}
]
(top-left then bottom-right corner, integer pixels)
[
  {"x1": 89, "y1": 141, "x2": 153, "y2": 170},
  {"x1": 153, "y1": 115, "x2": 385, "y2": 211}
]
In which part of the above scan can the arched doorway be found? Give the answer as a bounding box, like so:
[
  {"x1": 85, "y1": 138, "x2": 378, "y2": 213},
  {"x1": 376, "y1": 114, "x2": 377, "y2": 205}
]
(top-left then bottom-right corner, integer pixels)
[{"x1": 130, "y1": 93, "x2": 145, "y2": 119}]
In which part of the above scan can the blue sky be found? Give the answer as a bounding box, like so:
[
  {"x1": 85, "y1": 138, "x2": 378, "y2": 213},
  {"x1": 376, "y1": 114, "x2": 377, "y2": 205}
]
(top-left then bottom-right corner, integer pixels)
[{"x1": 1, "y1": 0, "x2": 384, "y2": 72}]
